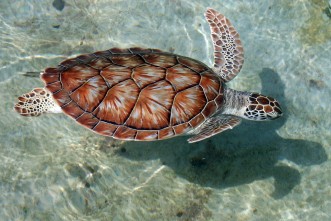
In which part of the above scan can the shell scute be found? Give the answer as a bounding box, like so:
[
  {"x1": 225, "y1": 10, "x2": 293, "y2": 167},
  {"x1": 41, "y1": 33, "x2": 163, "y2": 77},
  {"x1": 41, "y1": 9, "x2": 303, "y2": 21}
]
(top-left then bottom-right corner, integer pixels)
[
  {"x1": 52, "y1": 89, "x2": 71, "y2": 106},
  {"x1": 111, "y1": 55, "x2": 145, "y2": 67},
  {"x1": 61, "y1": 101, "x2": 84, "y2": 118},
  {"x1": 60, "y1": 58, "x2": 80, "y2": 69},
  {"x1": 113, "y1": 126, "x2": 137, "y2": 140},
  {"x1": 178, "y1": 57, "x2": 208, "y2": 73},
  {"x1": 129, "y1": 47, "x2": 153, "y2": 54},
  {"x1": 93, "y1": 121, "x2": 118, "y2": 136},
  {"x1": 92, "y1": 79, "x2": 139, "y2": 124},
  {"x1": 61, "y1": 65, "x2": 99, "y2": 92},
  {"x1": 109, "y1": 48, "x2": 131, "y2": 54},
  {"x1": 88, "y1": 57, "x2": 112, "y2": 70},
  {"x1": 93, "y1": 50, "x2": 112, "y2": 58},
  {"x1": 166, "y1": 64, "x2": 200, "y2": 91},
  {"x1": 200, "y1": 72, "x2": 220, "y2": 100},
  {"x1": 173, "y1": 123, "x2": 192, "y2": 135},
  {"x1": 158, "y1": 127, "x2": 175, "y2": 140},
  {"x1": 76, "y1": 54, "x2": 96, "y2": 64},
  {"x1": 136, "y1": 131, "x2": 158, "y2": 141},
  {"x1": 42, "y1": 68, "x2": 60, "y2": 83},
  {"x1": 125, "y1": 80, "x2": 174, "y2": 130},
  {"x1": 101, "y1": 65, "x2": 131, "y2": 87},
  {"x1": 189, "y1": 113, "x2": 206, "y2": 128},
  {"x1": 46, "y1": 81, "x2": 62, "y2": 93},
  {"x1": 70, "y1": 75, "x2": 108, "y2": 112},
  {"x1": 143, "y1": 54, "x2": 176, "y2": 68},
  {"x1": 132, "y1": 65, "x2": 165, "y2": 88},
  {"x1": 170, "y1": 86, "x2": 206, "y2": 125},
  {"x1": 151, "y1": 49, "x2": 164, "y2": 53},
  {"x1": 202, "y1": 101, "x2": 217, "y2": 118},
  {"x1": 76, "y1": 113, "x2": 99, "y2": 129},
  {"x1": 215, "y1": 94, "x2": 224, "y2": 107}
]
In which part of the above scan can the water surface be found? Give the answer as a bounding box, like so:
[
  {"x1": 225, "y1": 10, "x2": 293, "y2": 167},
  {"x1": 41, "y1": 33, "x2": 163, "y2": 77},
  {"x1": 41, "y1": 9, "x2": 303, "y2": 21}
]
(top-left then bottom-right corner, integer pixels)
[{"x1": 0, "y1": 0, "x2": 330, "y2": 220}]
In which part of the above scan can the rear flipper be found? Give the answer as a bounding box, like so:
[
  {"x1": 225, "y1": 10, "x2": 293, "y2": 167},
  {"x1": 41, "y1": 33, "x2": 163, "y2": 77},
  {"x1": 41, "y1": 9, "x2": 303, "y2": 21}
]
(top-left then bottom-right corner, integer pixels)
[
  {"x1": 14, "y1": 88, "x2": 61, "y2": 117},
  {"x1": 187, "y1": 115, "x2": 241, "y2": 143}
]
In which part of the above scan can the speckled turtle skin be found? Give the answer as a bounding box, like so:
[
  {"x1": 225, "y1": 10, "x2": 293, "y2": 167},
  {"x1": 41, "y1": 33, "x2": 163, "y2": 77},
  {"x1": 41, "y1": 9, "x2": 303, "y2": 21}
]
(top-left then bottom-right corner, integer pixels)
[{"x1": 41, "y1": 48, "x2": 224, "y2": 141}]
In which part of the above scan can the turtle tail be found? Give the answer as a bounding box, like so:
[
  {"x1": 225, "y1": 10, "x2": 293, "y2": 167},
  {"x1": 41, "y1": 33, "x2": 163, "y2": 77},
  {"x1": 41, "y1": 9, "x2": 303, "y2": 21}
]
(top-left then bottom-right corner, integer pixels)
[{"x1": 14, "y1": 88, "x2": 61, "y2": 117}]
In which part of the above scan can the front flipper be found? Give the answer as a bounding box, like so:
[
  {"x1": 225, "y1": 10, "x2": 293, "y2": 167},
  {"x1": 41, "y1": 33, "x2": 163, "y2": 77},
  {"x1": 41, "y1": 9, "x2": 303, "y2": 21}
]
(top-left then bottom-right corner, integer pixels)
[
  {"x1": 187, "y1": 115, "x2": 241, "y2": 143},
  {"x1": 204, "y1": 8, "x2": 244, "y2": 82}
]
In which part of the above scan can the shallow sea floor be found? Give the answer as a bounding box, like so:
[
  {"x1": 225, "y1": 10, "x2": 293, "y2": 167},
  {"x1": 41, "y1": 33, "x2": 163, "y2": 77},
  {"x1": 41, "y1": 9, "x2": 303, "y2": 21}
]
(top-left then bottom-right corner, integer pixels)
[{"x1": 1, "y1": 0, "x2": 330, "y2": 220}]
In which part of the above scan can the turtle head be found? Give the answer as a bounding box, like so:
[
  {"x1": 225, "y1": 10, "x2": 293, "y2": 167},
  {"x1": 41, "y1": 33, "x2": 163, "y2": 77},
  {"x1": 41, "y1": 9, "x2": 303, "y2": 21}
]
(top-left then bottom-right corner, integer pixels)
[{"x1": 243, "y1": 93, "x2": 282, "y2": 121}]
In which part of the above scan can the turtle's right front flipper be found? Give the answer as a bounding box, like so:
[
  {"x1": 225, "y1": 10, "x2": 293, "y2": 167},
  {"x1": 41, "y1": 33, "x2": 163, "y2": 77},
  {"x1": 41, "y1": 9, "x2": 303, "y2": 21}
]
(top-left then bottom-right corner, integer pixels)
[{"x1": 187, "y1": 115, "x2": 241, "y2": 143}]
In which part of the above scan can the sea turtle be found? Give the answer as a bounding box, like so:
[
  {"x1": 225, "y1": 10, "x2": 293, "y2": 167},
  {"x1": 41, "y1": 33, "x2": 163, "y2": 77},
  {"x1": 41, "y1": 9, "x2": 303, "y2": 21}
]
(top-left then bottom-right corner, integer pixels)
[{"x1": 14, "y1": 8, "x2": 282, "y2": 143}]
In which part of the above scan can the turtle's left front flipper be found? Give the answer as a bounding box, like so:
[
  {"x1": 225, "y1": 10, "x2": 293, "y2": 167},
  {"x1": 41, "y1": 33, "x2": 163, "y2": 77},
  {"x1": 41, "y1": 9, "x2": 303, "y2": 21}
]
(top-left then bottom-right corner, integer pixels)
[
  {"x1": 187, "y1": 115, "x2": 241, "y2": 143},
  {"x1": 205, "y1": 8, "x2": 244, "y2": 82}
]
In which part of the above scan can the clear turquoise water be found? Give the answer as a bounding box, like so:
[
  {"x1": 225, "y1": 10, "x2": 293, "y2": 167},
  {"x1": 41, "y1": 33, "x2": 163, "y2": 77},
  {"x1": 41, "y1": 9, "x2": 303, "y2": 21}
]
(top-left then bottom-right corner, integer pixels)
[{"x1": 1, "y1": 0, "x2": 330, "y2": 220}]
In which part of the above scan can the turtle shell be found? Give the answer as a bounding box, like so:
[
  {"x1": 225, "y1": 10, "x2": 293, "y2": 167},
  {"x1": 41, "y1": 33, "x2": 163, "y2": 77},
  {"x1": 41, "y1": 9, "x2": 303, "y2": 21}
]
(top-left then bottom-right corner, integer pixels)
[{"x1": 41, "y1": 48, "x2": 224, "y2": 141}]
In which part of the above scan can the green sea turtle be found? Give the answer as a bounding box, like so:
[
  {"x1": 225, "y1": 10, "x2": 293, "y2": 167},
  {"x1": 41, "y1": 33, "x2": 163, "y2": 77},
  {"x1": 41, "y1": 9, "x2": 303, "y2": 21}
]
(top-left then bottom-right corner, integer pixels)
[{"x1": 14, "y1": 8, "x2": 282, "y2": 143}]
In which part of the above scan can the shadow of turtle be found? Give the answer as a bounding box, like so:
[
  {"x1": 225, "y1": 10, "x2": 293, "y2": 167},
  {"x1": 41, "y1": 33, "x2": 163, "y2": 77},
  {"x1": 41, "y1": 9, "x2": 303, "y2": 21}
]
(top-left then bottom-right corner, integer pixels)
[{"x1": 117, "y1": 68, "x2": 327, "y2": 199}]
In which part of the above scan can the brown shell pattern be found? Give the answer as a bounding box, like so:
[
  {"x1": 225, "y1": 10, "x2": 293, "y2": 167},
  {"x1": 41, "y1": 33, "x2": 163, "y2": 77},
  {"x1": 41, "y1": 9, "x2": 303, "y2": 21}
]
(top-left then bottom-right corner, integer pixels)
[{"x1": 41, "y1": 48, "x2": 224, "y2": 141}]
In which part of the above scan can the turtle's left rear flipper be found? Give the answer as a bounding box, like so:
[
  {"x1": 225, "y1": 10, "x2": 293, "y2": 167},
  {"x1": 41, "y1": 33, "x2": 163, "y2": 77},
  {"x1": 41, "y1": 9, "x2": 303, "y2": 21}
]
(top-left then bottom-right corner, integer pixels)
[{"x1": 14, "y1": 88, "x2": 61, "y2": 117}]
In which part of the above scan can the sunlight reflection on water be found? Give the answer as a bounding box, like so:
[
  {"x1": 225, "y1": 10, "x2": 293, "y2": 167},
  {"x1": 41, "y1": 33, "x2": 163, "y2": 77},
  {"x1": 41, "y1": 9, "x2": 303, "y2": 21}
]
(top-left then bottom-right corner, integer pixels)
[{"x1": 0, "y1": 0, "x2": 330, "y2": 220}]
